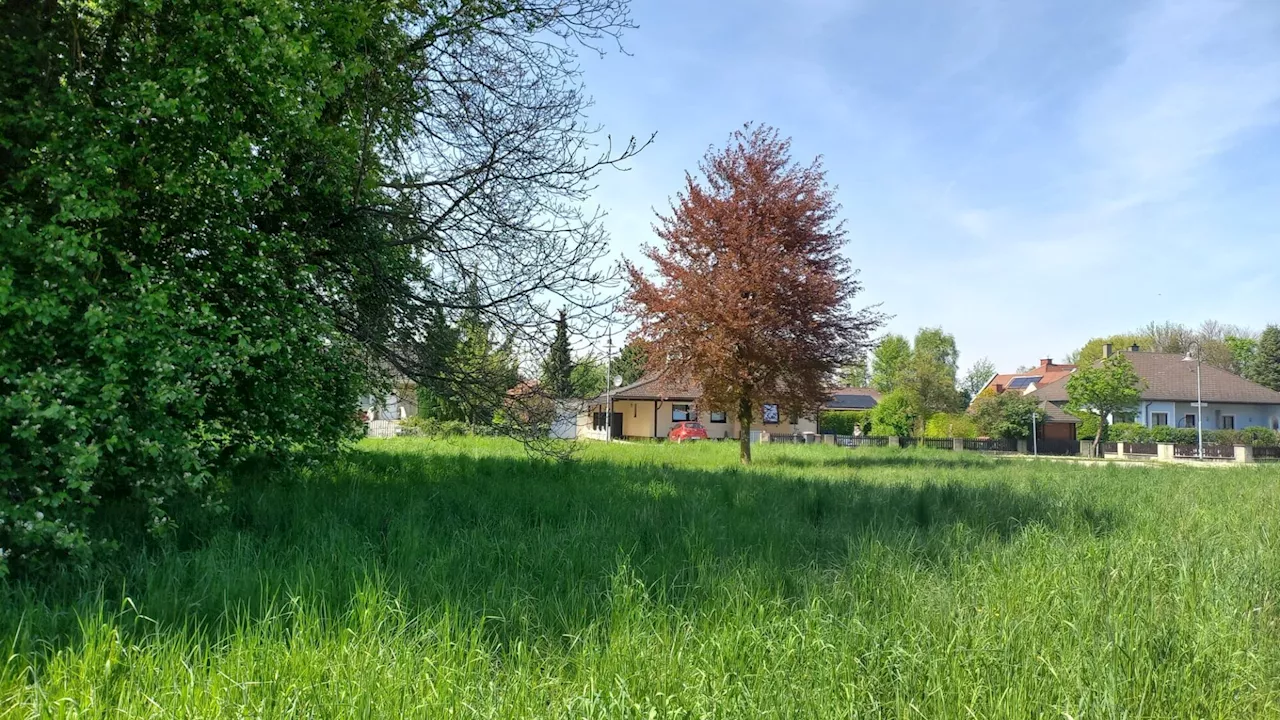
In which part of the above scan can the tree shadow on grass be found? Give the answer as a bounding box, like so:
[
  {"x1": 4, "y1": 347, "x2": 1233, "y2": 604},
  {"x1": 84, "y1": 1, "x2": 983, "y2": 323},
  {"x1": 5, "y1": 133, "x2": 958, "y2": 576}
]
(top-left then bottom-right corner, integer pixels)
[{"x1": 5, "y1": 442, "x2": 1120, "y2": 664}]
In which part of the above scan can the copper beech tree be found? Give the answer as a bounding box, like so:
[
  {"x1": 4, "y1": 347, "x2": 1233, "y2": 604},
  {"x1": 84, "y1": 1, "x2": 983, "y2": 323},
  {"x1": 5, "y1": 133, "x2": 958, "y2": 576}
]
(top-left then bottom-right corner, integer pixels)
[{"x1": 626, "y1": 125, "x2": 883, "y2": 463}]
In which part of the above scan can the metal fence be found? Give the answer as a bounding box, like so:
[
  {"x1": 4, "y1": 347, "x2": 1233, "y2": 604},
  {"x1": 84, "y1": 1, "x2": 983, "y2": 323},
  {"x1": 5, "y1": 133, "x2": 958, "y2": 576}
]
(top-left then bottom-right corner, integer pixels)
[
  {"x1": 835, "y1": 435, "x2": 889, "y2": 448},
  {"x1": 962, "y1": 438, "x2": 1016, "y2": 452},
  {"x1": 920, "y1": 438, "x2": 955, "y2": 450},
  {"x1": 1100, "y1": 442, "x2": 1119, "y2": 455},
  {"x1": 1174, "y1": 444, "x2": 1235, "y2": 460},
  {"x1": 1255, "y1": 446, "x2": 1280, "y2": 462},
  {"x1": 1126, "y1": 442, "x2": 1159, "y2": 456},
  {"x1": 899, "y1": 437, "x2": 919, "y2": 449}
]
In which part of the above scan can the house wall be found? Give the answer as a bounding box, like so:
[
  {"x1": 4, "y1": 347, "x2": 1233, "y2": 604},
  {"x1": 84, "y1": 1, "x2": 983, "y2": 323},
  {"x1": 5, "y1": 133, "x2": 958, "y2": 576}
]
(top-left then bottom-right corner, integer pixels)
[
  {"x1": 579, "y1": 399, "x2": 818, "y2": 441},
  {"x1": 615, "y1": 399, "x2": 657, "y2": 438},
  {"x1": 1135, "y1": 401, "x2": 1280, "y2": 430}
]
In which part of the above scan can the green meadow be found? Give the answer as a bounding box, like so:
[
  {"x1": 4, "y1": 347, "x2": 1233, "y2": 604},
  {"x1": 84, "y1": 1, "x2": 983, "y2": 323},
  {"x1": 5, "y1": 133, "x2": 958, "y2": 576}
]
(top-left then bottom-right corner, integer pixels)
[{"x1": 4, "y1": 438, "x2": 1279, "y2": 718}]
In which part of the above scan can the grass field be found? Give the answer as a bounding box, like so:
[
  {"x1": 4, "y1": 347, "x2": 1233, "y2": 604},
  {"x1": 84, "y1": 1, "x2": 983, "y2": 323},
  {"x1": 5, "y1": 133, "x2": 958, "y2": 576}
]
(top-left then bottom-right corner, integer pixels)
[{"x1": 4, "y1": 438, "x2": 1280, "y2": 718}]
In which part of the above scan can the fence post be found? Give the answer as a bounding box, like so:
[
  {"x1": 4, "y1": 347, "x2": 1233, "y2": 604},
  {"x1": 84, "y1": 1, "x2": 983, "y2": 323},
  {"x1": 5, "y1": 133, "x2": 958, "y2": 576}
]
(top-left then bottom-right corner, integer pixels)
[
  {"x1": 887, "y1": 436, "x2": 901, "y2": 448},
  {"x1": 1157, "y1": 442, "x2": 1174, "y2": 462},
  {"x1": 822, "y1": 433, "x2": 836, "y2": 445},
  {"x1": 1078, "y1": 440, "x2": 1091, "y2": 457},
  {"x1": 952, "y1": 437, "x2": 964, "y2": 451},
  {"x1": 1016, "y1": 439, "x2": 1028, "y2": 454},
  {"x1": 1116, "y1": 442, "x2": 1126, "y2": 459},
  {"x1": 1235, "y1": 444, "x2": 1254, "y2": 464}
]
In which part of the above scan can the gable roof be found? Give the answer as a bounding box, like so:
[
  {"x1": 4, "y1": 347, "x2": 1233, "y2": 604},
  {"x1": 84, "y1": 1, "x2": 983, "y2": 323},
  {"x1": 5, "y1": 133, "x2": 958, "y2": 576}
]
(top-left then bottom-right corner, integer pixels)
[
  {"x1": 602, "y1": 374, "x2": 701, "y2": 402},
  {"x1": 1032, "y1": 351, "x2": 1280, "y2": 405},
  {"x1": 982, "y1": 359, "x2": 1076, "y2": 397},
  {"x1": 823, "y1": 387, "x2": 881, "y2": 410}
]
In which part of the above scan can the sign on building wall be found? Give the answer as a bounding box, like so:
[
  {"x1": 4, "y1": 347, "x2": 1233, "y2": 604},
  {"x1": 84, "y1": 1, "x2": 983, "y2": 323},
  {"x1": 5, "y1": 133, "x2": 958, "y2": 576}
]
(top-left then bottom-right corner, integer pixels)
[{"x1": 762, "y1": 404, "x2": 779, "y2": 424}]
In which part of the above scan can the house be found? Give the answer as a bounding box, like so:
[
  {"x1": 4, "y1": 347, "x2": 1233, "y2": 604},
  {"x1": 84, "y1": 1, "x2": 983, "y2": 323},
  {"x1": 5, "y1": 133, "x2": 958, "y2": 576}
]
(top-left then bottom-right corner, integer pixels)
[
  {"x1": 358, "y1": 373, "x2": 419, "y2": 421},
  {"x1": 1031, "y1": 344, "x2": 1280, "y2": 432},
  {"x1": 979, "y1": 358, "x2": 1077, "y2": 397},
  {"x1": 970, "y1": 357, "x2": 1080, "y2": 440},
  {"x1": 580, "y1": 374, "x2": 819, "y2": 441}
]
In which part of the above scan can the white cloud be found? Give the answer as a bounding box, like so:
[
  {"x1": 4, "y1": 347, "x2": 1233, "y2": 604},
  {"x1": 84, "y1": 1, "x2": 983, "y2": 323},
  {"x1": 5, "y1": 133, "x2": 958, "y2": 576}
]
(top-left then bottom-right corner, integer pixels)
[{"x1": 1076, "y1": 0, "x2": 1280, "y2": 207}]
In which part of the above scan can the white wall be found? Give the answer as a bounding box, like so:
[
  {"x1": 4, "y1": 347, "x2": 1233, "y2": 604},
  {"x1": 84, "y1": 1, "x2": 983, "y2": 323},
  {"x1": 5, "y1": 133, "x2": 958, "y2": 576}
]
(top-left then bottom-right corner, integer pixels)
[{"x1": 1135, "y1": 401, "x2": 1280, "y2": 430}]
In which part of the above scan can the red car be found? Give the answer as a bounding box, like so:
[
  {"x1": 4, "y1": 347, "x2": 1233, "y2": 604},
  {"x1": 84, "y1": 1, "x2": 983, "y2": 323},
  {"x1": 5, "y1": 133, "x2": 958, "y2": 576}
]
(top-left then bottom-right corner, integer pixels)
[{"x1": 668, "y1": 421, "x2": 709, "y2": 443}]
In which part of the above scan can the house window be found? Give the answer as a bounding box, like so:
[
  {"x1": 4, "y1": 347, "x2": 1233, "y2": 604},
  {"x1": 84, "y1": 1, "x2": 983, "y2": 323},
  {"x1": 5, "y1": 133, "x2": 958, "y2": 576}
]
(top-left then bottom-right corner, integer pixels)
[
  {"x1": 709, "y1": 410, "x2": 727, "y2": 423},
  {"x1": 1184, "y1": 414, "x2": 1196, "y2": 428},
  {"x1": 672, "y1": 404, "x2": 693, "y2": 422},
  {"x1": 1220, "y1": 415, "x2": 1235, "y2": 430},
  {"x1": 762, "y1": 404, "x2": 779, "y2": 424},
  {"x1": 1151, "y1": 412, "x2": 1169, "y2": 427}
]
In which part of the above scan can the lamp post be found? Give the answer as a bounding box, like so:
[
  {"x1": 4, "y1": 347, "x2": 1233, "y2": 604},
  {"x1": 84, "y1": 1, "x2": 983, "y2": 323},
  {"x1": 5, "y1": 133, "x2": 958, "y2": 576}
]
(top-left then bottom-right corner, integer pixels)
[
  {"x1": 1030, "y1": 406, "x2": 1038, "y2": 456},
  {"x1": 1182, "y1": 342, "x2": 1203, "y2": 459}
]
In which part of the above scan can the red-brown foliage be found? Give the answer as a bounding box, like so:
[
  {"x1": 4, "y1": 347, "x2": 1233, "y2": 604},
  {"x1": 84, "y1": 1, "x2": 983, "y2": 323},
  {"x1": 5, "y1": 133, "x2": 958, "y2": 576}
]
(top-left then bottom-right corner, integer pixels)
[{"x1": 626, "y1": 124, "x2": 883, "y2": 462}]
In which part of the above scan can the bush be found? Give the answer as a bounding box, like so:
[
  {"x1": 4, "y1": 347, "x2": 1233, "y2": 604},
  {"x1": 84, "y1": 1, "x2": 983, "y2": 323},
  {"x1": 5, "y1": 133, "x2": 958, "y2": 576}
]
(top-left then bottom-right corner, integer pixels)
[
  {"x1": 1107, "y1": 424, "x2": 1280, "y2": 446},
  {"x1": 818, "y1": 411, "x2": 870, "y2": 436},
  {"x1": 870, "y1": 391, "x2": 916, "y2": 437},
  {"x1": 1108, "y1": 423, "x2": 1148, "y2": 443},
  {"x1": 923, "y1": 413, "x2": 976, "y2": 439},
  {"x1": 398, "y1": 417, "x2": 472, "y2": 438},
  {"x1": 1241, "y1": 426, "x2": 1280, "y2": 446}
]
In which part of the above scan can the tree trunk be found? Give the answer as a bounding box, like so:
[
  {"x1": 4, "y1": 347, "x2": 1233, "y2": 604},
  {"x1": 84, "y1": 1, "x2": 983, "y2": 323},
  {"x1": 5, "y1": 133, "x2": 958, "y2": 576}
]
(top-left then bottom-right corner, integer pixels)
[
  {"x1": 738, "y1": 393, "x2": 753, "y2": 464},
  {"x1": 1093, "y1": 413, "x2": 1104, "y2": 457}
]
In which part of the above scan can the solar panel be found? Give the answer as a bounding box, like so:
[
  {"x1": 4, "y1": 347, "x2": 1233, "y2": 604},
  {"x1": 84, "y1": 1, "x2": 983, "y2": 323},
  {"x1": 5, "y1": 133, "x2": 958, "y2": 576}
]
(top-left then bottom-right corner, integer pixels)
[{"x1": 1007, "y1": 376, "x2": 1041, "y2": 390}]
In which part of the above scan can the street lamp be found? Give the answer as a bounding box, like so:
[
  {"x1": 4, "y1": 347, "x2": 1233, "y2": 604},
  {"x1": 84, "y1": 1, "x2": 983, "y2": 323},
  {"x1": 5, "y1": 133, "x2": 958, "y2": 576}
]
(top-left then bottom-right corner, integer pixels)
[
  {"x1": 1030, "y1": 406, "x2": 1038, "y2": 456},
  {"x1": 1182, "y1": 342, "x2": 1203, "y2": 460}
]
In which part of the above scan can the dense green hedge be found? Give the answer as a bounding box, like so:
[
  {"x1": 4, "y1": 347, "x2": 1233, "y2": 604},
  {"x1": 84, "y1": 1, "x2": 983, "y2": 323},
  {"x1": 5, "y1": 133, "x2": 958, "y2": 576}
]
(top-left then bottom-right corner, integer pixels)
[
  {"x1": 818, "y1": 411, "x2": 871, "y2": 436},
  {"x1": 1108, "y1": 423, "x2": 1280, "y2": 446}
]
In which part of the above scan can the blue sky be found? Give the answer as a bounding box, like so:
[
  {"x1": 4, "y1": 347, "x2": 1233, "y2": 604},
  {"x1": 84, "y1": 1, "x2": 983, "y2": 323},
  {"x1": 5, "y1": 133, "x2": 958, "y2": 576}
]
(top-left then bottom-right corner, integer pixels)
[{"x1": 579, "y1": 0, "x2": 1280, "y2": 373}]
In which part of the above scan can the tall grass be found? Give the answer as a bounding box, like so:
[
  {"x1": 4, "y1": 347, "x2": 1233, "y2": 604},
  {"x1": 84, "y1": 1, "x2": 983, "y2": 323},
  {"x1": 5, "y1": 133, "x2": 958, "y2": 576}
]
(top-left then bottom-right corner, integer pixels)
[{"x1": 3, "y1": 439, "x2": 1279, "y2": 717}]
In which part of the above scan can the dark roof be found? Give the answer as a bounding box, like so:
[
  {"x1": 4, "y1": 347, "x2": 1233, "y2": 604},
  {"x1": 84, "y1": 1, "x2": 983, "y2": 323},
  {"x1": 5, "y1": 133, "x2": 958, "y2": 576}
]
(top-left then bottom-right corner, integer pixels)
[
  {"x1": 822, "y1": 387, "x2": 881, "y2": 410},
  {"x1": 597, "y1": 373, "x2": 701, "y2": 402},
  {"x1": 1040, "y1": 400, "x2": 1080, "y2": 424},
  {"x1": 1032, "y1": 351, "x2": 1280, "y2": 405}
]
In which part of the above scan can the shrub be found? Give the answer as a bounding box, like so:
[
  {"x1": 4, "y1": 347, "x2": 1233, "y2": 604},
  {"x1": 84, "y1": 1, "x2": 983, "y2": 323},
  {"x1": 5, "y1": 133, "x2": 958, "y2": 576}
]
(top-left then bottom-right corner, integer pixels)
[
  {"x1": 870, "y1": 391, "x2": 916, "y2": 438},
  {"x1": 818, "y1": 411, "x2": 871, "y2": 436},
  {"x1": 1107, "y1": 423, "x2": 1148, "y2": 443},
  {"x1": 970, "y1": 391, "x2": 1044, "y2": 440},
  {"x1": 399, "y1": 417, "x2": 472, "y2": 438},
  {"x1": 923, "y1": 413, "x2": 976, "y2": 439},
  {"x1": 1241, "y1": 426, "x2": 1280, "y2": 446}
]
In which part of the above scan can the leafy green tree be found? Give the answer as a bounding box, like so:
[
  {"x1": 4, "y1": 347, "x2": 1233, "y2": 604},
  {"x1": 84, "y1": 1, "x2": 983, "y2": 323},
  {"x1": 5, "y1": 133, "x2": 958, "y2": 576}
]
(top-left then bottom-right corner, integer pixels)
[
  {"x1": 871, "y1": 390, "x2": 917, "y2": 437},
  {"x1": 970, "y1": 390, "x2": 1046, "y2": 440},
  {"x1": 871, "y1": 335, "x2": 911, "y2": 393},
  {"x1": 612, "y1": 341, "x2": 650, "y2": 386},
  {"x1": 960, "y1": 357, "x2": 997, "y2": 404},
  {"x1": 1247, "y1": 326, "x2": 1280, "y2": 391},
  {"x1": 1066, "y1": 355, "x2": 1145, "y2": 452},
  {"x1": 2, "y1": 0, "x2": 645, "y2": 574},
  {"x1": 897, "y1": 328, "x2": 965, "y2": 428},
  {"x1": 541, "y1": 310, "x2": 575, "y2": 398},
  {"x1": 1068, "y1": 334, "x2": 1148, "y2": 366},
  {"x1": 1225, "y1": 335, "x2": 1258, "y2": 377},
  {"x1": 924, "y1": 413, "x2": 977, "y2": 439},
  {"x1": 838, "y1": 358, "x2": 870, "y2": 387},
  {"x1": 570, "y1": 359, "x2": 607, "y2": 399}
]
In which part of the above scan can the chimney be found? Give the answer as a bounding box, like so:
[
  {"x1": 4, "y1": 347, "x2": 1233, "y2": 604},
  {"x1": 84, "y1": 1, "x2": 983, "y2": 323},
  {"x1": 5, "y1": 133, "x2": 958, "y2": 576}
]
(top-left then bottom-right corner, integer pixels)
[
  {"x1": 1039, "y1": 358, "x2": 1053, "y2": 370},
  {"x1": 1103, "y1": 343, "x2": 1113, "y2": 359},
  {"x1": 1129, "y1": 344, "x2": 1140, "y2": 352},
  {"x1": 994, "y1": 383, "x2": 1005, "y2": 394}
]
